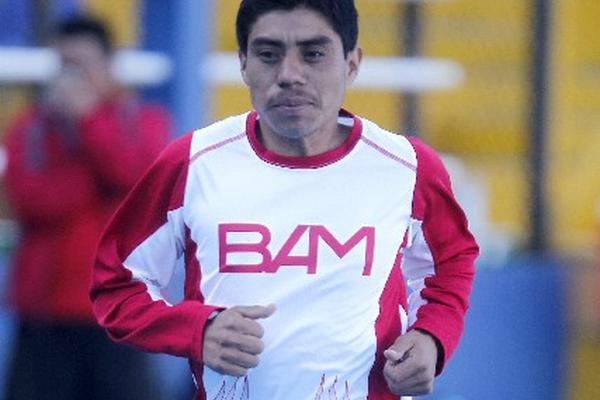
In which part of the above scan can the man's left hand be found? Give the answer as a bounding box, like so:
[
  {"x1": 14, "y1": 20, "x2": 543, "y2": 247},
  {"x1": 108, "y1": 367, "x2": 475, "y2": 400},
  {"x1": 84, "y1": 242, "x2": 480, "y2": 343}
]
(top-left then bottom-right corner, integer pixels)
[{"x1": 383, "y1": 330, "x2": 438, "y2": 396}]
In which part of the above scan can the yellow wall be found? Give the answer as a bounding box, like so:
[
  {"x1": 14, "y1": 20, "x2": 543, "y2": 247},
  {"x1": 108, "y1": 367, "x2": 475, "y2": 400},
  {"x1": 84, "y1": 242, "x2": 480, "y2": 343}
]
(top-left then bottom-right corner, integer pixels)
[
  {"x1": 417, "y1": 2, "x2": 600, "y2": 398},
  {"x1": 551, "y1": 3, "x2": 600, "y2": 393},
  {"x1": 419, "y1": 0, "x2": 600, "y2": 257},
  {"x1": 84, "y1": 0, "x2": 139, "y2": 46},
  {"x1": 420, "y1": 0, "x2": 531, "y2": 240},
  {"x1": 548, "y1": 0, "x2": 600, "y2": 255}
]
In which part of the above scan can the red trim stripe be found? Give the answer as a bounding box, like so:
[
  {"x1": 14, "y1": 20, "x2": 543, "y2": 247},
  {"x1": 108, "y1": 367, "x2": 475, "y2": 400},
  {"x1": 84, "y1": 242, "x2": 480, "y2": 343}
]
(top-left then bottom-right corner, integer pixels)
[
  {"x1": 190, "y1": 132, "x2": 247, "y2": 164},
  {"x1": 184, "y1": 225, "x2": 203, "y2": 302},
  {"x1": 360, "y1": 136, "x2": 417, "y2": 172}
]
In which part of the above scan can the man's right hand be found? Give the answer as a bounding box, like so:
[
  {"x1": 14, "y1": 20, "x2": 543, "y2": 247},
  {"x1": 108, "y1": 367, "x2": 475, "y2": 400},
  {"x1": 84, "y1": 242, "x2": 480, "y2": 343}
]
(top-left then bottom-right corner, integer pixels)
[
  {"x1": 202, "y1": 304, "x2": 276, "y2": 377},
  {"x1": 44, "y1": 67, "x2": 100, "y2": 118}
]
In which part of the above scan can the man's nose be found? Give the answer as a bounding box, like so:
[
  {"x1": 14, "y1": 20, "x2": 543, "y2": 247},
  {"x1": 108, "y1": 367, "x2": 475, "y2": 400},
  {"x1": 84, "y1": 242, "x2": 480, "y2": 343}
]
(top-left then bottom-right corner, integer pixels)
[{"x1": 277, "y1": 54, "x2": 306, "y2": 87}]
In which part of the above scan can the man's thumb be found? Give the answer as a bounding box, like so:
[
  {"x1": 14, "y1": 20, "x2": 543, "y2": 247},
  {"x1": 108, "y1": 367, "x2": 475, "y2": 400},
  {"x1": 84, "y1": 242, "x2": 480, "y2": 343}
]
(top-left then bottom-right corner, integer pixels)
[
  {"x1": 384, "y1": 335, "x2": 414, "y2": 363},
  {"x1": 237, "y1": 304, "x2": 277, "y2": 320}
]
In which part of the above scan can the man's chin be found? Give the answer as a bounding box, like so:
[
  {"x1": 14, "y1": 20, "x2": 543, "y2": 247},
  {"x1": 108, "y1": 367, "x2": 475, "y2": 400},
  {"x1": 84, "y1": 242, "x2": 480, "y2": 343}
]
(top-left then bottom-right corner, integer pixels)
[
  {"x1": 267, "y1": 117, "x2": 315, "y2": 140},
  {"x1": 274, "y1": 127, "x2": 313, "y2": 141}
]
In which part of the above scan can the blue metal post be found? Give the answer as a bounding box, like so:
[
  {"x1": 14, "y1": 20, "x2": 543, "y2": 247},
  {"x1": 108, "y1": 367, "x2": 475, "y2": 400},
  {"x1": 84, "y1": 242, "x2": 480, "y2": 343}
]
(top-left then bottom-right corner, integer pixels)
[{"x1": 141, "y1": 0, "x2": 214, "y2": 135}]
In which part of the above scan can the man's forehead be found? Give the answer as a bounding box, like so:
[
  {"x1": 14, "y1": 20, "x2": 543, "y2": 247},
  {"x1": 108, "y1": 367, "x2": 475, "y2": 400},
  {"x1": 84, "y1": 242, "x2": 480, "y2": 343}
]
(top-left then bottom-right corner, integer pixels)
[
  {"x1": 248, "y1": 7, "x2": 340, "y2": 44},
  {"x1": 55, "y1": 36, "x2": 104, "y2": 54}
]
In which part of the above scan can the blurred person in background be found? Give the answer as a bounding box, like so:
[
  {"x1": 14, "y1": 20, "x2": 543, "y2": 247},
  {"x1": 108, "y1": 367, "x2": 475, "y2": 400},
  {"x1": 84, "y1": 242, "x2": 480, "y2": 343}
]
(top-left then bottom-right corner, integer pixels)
[
  {"x1": 3, "y1": 15, "x2": 170, "y2": 400},
  {"x1": 89, "y1": 1, "x2": 478, "y2": 399}
]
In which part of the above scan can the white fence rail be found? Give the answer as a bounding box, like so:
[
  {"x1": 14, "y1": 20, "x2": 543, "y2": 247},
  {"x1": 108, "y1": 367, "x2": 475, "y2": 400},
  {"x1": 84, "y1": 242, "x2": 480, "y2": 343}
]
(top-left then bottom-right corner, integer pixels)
[{"x1": 0, "y1": 47, "x2": 464, "y2": 92}]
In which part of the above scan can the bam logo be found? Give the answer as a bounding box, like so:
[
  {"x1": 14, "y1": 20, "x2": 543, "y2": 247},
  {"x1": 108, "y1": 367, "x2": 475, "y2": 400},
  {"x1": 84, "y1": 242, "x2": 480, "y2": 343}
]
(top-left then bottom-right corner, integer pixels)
[{"x1": 219, "y1": 223, "x2": 375, "y2": 275}]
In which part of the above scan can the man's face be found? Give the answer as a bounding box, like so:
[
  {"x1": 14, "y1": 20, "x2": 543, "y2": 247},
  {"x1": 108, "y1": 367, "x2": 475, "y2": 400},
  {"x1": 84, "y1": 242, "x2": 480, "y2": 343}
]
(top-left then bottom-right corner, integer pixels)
[
  {"x1": 240, "y1": 7, "x2": 361, "y2": 141},
  {"x1": 55, "y1": 35, "x2": 112, "y2": 91}
]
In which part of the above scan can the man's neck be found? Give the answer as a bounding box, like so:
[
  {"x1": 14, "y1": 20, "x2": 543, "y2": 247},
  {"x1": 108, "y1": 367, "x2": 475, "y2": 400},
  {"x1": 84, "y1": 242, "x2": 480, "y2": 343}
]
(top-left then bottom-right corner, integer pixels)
[{"x1": 257, "y1": 120, "x2": 351, "y2": 157}]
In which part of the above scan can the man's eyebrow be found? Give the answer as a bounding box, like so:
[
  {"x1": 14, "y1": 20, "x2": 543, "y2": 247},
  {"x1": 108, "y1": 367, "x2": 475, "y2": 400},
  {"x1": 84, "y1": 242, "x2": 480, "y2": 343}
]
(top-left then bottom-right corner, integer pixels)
[
  {"x1": 250, "y1": 35, "x2": 334, "y2": 48},
  {"x1": 250, "y1": 37, "x2": 285, "y2": 49},
  {"x1": 296, "y1": 36, "x2": 333, "y2": 47}
]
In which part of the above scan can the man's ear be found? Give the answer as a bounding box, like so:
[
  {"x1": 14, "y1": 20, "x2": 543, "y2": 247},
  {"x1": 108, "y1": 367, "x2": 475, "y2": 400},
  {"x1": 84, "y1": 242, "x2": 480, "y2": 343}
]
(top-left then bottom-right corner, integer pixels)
[
  {"x1": 346, "y1": 47, "x2": 362, "y2": 86},
  {"x1": 239, "y1": 50, "x2": 249, "y2": 85}
]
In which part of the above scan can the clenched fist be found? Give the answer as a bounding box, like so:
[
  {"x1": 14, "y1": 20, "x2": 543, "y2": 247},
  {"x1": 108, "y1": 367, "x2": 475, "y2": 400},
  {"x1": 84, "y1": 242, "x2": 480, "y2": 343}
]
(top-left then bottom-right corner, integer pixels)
[
  {"x1": 383, "y1": 329, "x2": 439, "y2": 396},
  {"x1": 203, "y1": 304, "x2": 276, "y2": 377}
]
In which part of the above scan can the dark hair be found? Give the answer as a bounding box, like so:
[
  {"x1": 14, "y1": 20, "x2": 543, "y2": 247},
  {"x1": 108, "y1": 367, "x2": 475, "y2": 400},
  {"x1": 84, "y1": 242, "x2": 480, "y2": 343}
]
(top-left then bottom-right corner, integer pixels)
[
  {"x1": 236, "y1": 0, "x2": 359, "y2": 56},
  {"x1": 55, "y1": 15, "x2": 113, "y2": 54}
]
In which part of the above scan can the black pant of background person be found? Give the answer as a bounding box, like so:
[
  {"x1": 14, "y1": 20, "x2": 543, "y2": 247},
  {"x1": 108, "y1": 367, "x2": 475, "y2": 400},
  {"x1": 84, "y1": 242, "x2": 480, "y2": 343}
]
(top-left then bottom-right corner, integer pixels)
[{"x1": 5, "y1": 322, "x2": 165, "y2": 400}]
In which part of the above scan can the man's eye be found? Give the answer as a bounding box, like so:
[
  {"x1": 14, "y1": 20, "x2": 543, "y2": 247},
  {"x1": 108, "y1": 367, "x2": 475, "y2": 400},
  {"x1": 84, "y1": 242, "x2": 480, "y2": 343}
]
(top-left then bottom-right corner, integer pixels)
[
  {"x1": 304, "y1": 50, "x2": 325, "y2": 62},
  {"x1": 258, "y1": 51, "x2": 279, "y2": 63}
]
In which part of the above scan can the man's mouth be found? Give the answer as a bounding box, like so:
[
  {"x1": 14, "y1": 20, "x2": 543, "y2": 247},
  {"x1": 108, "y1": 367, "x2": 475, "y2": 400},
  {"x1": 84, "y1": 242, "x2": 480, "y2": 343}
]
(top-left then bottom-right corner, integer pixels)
[
  {"x1": 271, "y1": 98, "x2": 314, "y2": 111},
  {"x1": 270, "y1": 92, "x2": 316, "y2": 109}
]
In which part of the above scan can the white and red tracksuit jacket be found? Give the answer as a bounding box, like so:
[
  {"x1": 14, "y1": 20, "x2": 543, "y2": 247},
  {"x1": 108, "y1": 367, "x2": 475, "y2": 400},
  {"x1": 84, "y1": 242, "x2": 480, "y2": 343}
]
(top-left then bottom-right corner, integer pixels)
[{"x1": 91, "y1": 110, "x2": 478, "y2": 400}]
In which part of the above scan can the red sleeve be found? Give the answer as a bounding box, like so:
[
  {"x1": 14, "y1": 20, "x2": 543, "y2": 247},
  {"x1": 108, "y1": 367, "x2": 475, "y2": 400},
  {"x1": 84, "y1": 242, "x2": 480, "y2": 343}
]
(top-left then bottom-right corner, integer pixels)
[
  {"x1": 403, "y1": 137, "x2": 479, "y2": 374},
  {"x1": 79, "y1": 101, "x2": 171, "y2": 193},
  {"x1": 4, "y1": 110, "x2": 96, "y2": 225},
  {"x1": 90, "y1": 134, "x2": 220, "y2": 362}
]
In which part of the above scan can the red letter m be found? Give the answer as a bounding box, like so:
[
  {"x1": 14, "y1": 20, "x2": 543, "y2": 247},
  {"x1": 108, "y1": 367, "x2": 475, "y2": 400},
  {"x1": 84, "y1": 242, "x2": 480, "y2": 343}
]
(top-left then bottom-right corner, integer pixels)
[{"x1": 310, "y1": 226, "x2": 375, "y2": 276}]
